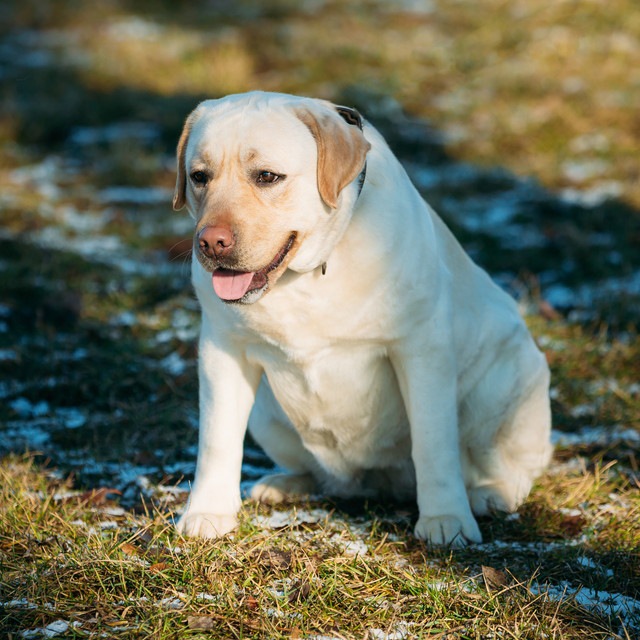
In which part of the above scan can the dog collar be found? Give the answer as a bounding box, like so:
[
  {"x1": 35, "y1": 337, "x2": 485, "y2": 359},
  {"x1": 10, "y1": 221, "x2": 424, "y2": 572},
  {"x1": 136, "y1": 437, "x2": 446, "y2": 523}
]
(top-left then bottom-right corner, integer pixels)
[{"x1": 356, "y1": 162, "x2": 367, "y2": 199}]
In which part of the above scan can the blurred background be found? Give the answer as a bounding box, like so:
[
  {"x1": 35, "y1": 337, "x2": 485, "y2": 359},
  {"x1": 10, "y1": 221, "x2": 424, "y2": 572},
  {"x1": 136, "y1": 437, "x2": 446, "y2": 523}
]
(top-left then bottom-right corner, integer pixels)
[{"x1": 1, "y1": 0, "x2": 638, "y2": 503}]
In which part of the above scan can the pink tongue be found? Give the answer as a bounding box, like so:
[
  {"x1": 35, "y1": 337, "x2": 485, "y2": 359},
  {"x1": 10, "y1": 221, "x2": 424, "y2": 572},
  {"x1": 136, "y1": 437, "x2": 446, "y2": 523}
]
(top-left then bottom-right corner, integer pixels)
[{"x1": 212, "y1": 270, "x2": 256, "y2": 301}]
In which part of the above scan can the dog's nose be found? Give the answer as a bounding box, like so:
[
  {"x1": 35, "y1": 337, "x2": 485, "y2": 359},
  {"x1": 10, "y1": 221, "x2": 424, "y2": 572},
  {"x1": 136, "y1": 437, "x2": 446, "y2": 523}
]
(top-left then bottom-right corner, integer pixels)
[{"x1": 198, "y1": 225, "x2": 235, "y2": 259}]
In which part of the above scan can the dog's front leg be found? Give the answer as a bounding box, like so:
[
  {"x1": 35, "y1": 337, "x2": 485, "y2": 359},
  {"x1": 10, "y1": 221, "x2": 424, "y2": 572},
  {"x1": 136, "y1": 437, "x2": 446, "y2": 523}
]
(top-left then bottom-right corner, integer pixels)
[
  {"x1": 177, "y1": 324, "x2": 261, "y2": 538},
  {"x1": 391, "y1": 341, "x2": 482, "y2": 547}
]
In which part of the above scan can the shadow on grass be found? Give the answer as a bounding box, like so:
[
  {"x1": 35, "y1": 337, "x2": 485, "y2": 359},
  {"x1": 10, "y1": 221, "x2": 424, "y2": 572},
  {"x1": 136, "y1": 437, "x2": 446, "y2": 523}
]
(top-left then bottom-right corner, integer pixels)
[{"x1": 0, "y1": 236, "x2": 200, "y2": 494}]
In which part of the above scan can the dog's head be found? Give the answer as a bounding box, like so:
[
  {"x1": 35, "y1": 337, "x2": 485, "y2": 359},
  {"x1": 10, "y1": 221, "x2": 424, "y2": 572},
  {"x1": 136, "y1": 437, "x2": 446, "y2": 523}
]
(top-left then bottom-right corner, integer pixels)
[{"x1": 173, "y1": 92, "x2": 371, "y2": 304}]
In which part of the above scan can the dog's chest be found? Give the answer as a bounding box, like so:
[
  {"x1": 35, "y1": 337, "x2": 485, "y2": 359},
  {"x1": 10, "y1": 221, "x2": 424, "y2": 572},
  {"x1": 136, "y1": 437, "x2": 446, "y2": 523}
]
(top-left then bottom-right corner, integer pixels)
[{"x1": 248, "y1": 339, "x2": 409, "y2": 466}]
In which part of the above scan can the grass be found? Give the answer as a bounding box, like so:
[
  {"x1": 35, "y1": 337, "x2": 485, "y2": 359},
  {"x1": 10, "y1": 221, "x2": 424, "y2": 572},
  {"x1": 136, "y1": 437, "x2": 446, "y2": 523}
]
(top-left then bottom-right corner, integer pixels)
[
  {"x1": 1, "y1": 0, "x2": 639, "y2": 638},
  {"x1": 1, "y1": 454, "x2": 638, "y2": 639},
  {"x1": 2, "y1": 0, "x2": 639, "y2": 205}
]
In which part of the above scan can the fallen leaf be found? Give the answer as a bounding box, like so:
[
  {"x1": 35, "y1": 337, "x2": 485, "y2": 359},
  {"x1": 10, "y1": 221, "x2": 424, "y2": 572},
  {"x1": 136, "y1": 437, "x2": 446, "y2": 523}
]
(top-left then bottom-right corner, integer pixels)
[
  {"x1": 245, "y1": 595, "x2": 259, "y2": 610},
  {"x1": 254, "y1": 548, "x2": 294, "y2": 572},
  {"x1": 482, "y1": 566, "x2": 509, "y2": 593},
  {"x1": 288, "y1": 580, "x2": 311, "y2": 604},
  {"x1": 78, "y1": 487, "x2": 122, "y2": 506},
  {"x1": 149, "y1": 562, "x2": 168, "y2": 573},
  {"x1": 187, "y1": 615, "x2": 217, "y2": 630},
  {"x1": 559, "y1": 511, "x2": 587, "y2": 537},
  {"x1": 119, "y1": 542, "x2": 139, "y2": 556}
]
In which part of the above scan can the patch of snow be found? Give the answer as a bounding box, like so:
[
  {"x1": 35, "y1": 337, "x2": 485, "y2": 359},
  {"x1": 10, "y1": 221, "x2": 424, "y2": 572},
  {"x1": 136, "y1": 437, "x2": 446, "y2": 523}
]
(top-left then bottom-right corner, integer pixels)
[
  {"x1": 543, "y1": 283, "x2": 575, "y2": 309},
  {"x1": 569, "y1": 403, "x2": 596, "y2": 418},
  {"x1": 98, "y1": 186, "x2": 171, "y2": 205},
  {"x1": 367, "y1": 623, "x2": 411, "y2": 640},
  {"x1": 537, "y1": 335, "x2": 567, "y2": 351},
  {"x1": 268, "y1": 578, "x2": 293, "y2": 598},
  {"x1": 545, "y1": 270, "x2": 640, "y2": 313},
  {"x1": 576, "y1": 556, "x2": 614, "y2": 578},
  {"x1": 161, "y1": 352, "x2": 188, "y2": 376},
  {"x1": 154, "y1": 329, "x2": 175, "y2": 343},
  {"x1": 111, "y1": 311, "x2": 137, "y2": 326},
  {"x1": 3, "y1": 599, "x2": 37, "y2": 609},
  {"x1": 531, "y1": 581, "x2": 640, "y2": 628},
  {"x1": 31, "y1": 225, "x2": 124, "y2": 258},
  {"x1": 157, "y1": 595, "x2": 185, "y2": 610},
  {"x1": 10, "y1": 157, "x2": 63, "y2": 184},
  {"x1": 69, "y1": 122, "x2": 160, "y2": 146},
  {"x1": 171, "y1": 308, "x2": 199, "y2": 340},
  {"x1": 52, "y1": 205, "x2": 108, "y2": 234},
  {"x1": 55, "y1": 407, "x2": 87, "y2": 429},
  {"x1": 330, "y1": 534, "x2": 368, "y2": 557},
  {"x1": 558, "y1": 507, "x2": 582, "y2": 518},
  {"x1": 477, "y1": 536, "x2": 587, "y2": 553},
  {"x1": 2, "y1": 421, "x2": 52, "y2": 450},
  {"x1": 561, "y1": 181, "x2": 623, "y2": 207},
  {"x1": 385, "y1": 0, "x2": 434, "y2": 15},
  {"x1": 52, "y1": 490, "x2": 80, "y2": 501},
  {"x1": 252, "y1": 508, "x2": 332, "y2": 530},
  {"x1": 106, "y1": 17, "x2": 165, "y2": 42},
  {"x1": 19, "y1": 620, "x2": 70, "y2": 638},
  {"x1": 195, "y1": 592, "x2": 221, "y2": 602},
  {"x1": 52, "y1": 348, "x2": 89, "y2": 362},
  {"x1": 156, "y1": 484, "x2": 188, "y2": 497},
  {"x1": 552, "y1": 425, "x2": 640, "y2": 448},
  {"x1": 588, "y1": 378, "x2": 638, "y2": 396},
  {"x1": 10, "y1": 398, "x2": 50, "y2": 418},
  {"x1": 570, "y1": 132, "x2": 611, "y2": 154},
  {"x1": 119, "y1": 596, "x2": 150, "y2": 605},
  {"x1": 562, "y1": 159, "x2": 609, "y2": 183}
]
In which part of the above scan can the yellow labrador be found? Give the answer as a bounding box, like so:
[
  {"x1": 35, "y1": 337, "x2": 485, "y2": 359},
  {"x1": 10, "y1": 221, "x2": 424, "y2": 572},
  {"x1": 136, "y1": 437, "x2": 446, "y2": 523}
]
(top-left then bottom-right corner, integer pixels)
[{"x1": 173, "y1": 91, "x2": 552, "y2": 546}]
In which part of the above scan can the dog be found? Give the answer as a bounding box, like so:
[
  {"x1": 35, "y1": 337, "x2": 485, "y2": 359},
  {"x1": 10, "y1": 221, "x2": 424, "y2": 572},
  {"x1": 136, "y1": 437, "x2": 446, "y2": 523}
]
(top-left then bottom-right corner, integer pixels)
[{"x1": 172, "y1": 91, "x2": 552, "y2": 546}]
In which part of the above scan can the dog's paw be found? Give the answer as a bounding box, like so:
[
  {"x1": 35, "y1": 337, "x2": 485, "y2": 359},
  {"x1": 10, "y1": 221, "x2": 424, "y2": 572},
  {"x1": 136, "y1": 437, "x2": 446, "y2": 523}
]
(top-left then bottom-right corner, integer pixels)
[
  {"x1": 250, "y1": 473, "x2": 316, "y2": 505},
  {"x1": 469, "y1": 475, "x2": 533, "y2": 516},
  {"x1": 414, "y1": 514, "x2": 482, "y2": 547},
  {"x1": 176, "y1": 512, "x2": 238, "y2": 538},
  {"x1": 469, "y1": 486, "x2": 514, "y2": 516}
]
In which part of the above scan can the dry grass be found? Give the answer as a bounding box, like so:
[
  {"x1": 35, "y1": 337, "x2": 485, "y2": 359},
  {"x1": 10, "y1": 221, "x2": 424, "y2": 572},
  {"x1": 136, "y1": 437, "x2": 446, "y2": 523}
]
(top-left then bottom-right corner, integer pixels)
[{"x1": 1, "y1": 453, "x2": 638, "y2": 639}]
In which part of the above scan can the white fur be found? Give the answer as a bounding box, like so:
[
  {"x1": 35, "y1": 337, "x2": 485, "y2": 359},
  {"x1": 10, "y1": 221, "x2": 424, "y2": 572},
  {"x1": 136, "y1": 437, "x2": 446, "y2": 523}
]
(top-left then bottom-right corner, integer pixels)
[{"x1": 175, "y1": 91, "x2": 552, "y2": 546}]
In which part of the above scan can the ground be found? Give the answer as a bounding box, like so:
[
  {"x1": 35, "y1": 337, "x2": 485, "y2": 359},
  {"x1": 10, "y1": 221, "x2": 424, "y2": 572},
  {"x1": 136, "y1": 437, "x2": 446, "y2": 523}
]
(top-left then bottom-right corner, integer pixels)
[{"x1": 0, "y1": 1, "x2": 639, "y2": 638}]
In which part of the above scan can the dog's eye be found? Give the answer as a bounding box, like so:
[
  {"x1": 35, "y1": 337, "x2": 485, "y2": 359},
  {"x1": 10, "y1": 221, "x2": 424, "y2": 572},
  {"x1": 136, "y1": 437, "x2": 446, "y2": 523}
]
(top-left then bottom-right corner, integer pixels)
[
  {"x1": 190, "y1": 170, "x2": 209, "y2": 185},
  {"x1": 256, "y1": 171, "x2": 283, "y2": 185}
]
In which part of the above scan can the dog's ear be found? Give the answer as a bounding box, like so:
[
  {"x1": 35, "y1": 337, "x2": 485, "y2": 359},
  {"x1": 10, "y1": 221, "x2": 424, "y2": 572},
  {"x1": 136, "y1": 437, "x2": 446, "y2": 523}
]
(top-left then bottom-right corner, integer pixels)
[
  {"x1": 173, "y1": 108, "x2": 201, "y2": 211},
  {"x1": 295, "y1": 104, "x2": 371, "y2": 209}
]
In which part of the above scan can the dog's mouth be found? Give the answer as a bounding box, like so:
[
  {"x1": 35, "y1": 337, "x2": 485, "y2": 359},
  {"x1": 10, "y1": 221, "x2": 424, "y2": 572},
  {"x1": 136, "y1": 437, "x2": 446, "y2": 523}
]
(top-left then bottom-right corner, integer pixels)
[{"x1": 212, "y1": 232, "x2": 297, "y2": 303}]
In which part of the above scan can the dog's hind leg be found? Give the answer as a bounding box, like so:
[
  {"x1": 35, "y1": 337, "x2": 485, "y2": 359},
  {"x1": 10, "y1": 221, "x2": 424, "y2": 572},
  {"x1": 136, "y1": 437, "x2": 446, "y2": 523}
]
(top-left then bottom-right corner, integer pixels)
[
  {"x1": 465, "y1": 359, "x2": 552, "y2": 516},
  {"x1": 250, "y1": 472, "x2": 317, "y2": 505},
  {"x1": 247, "y1": 379, "x2": 319, "y2": 504}
]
